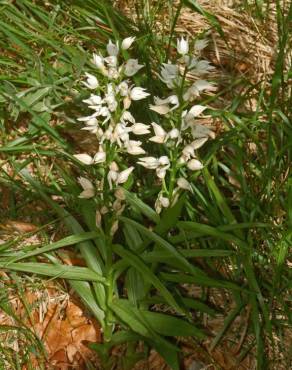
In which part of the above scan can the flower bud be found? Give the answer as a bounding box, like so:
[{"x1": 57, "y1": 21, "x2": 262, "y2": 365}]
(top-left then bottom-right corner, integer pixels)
[
  {"x1": 187, "y1": 159, "x2": 204, "y2": 171},
  {"x1": 121, "y1": 36, "x2": 136, "y2": 50},
  {"x1": 177, "y1": 37, "x2": 189, "y2": 55}
]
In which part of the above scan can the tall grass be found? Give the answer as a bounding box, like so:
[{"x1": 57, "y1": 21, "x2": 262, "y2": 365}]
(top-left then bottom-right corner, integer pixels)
[{"x1": 0, "y1": 0, "x2": 291, "y2": 369}]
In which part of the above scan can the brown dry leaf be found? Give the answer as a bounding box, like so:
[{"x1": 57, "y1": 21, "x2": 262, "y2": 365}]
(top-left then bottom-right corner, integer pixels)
[
  {"x1": 4, "y1": 220, "x2": 39, "y2": 233},
  {"x1": 0, "y1": 283, "x2": 101, "y2": 369}
]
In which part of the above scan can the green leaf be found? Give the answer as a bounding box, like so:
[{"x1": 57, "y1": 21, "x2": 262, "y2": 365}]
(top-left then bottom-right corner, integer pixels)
[
  {"x1": 5, "y1": 232, "x2": 100, "y2": 263},
  {"x1": 123, "y1": 189, "x2": 160, "y2": 223},
  {"x1": 155, "y1": 194, "x2": 186, "y2": 235},
  {"x1": 161, "y1": 272, "x2": 245, "y2": 292},
  {"x1": 177, "y1": 221, "x2": 249, "y2": 251},
  {"x1": 113, "y1": 244, "x2": 183, "y2": 314},
  {"x1": 141, "y1": 311, "x2": 206, "y2": 339},
  {"x1": 0, "y1": 262, "x2": 106, "y2": 282},
  {"x1": 120, "y1": 217, "x2": 204, "y2": 277}
]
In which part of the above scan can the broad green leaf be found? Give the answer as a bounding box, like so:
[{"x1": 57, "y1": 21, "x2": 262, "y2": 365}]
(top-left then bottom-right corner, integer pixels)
[
  {"x1": 5, "y1": 232, "x2": 100, "y2": 263},
  {"x1": 154, "y1": 194, "x2": 186, "y2": 235},
  {"x1": 141, "y1": 311, "x2": 206, "y2": 339},
  {"x1": 161, "y1": 272, "x2": 244, "y2": 292},
  {"x1": 111, "y1": 300, "x2": 181, "y2": 370},
  {"x1": 125, "y1": 267, "x2": 146, "y2": 303},
  {"x1": 142, "y1": 249, "x2": 234, "y2": 262},
  {"x1": 123, "y1": 189, "x2": 160, "y2": 223},
  {"x1": 113, "y1": 244, "x2": 183, "y2": 314},
  {"x1": 0, "y1": 262, "x2": 106, "y2": 282},
  {"x1": 69, "y1": 280, "x2": 105, "y2": 325},
  {"x1": 120, "y1": 217, "x2": 204, "y2": 277},
  {"x1": 177, "y1": 221, "x2": 249, "y2": 251}
]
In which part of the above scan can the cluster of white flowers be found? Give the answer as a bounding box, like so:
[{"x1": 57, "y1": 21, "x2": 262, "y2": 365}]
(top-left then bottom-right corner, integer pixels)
[{"x1": 74, "y1": 35, "x2": 216, "y2": 215}]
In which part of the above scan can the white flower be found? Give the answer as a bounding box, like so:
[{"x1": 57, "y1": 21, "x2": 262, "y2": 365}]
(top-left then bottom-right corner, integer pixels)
[
  {"x1": 192, "y1": 60, "x2": 214, "y2": 74},
  {"x1": 177, "y1": 177, "x2": 192, "y2": 192},
  {"x1": 114, "y1": 123, "x2": 131, "y2": 145},
  {"x1": 93, "y1": 151, "x2": 106, "y2": 163},
  {"x1": 191, "y1": 124, "x2": 215, "y2": 139},
  {"x1": 80, "y1": 118, "x2": 102, "y2": 135},
  {"x1": 149, "y1": 122, "x2": 167, "y2": 143},
  {"x1": 177, "y1": 37, "x2": 189, "y2": 55},
  {"x1": 121, "y1": 110, "x2": 135, "y2": 124},
  {"x1": 77, "y1": 114, "x2": 99, "y2": 122},
  {"x1": 182, "y1": 144, "x2": 195, "y2": 160},
  {"x1": 107, "y1": 170, "x2": 118, "y2": 189},
  {"x1": 83, "y1": 95, "x2": 102, "y2": 106},
  {"x1": 126, "y1": 140, "x2": 145, "y2": 155},
  {"x1": 124, "y1": 59, "x2": 144, "y2": 77},
  {"x1": 130, "y1": 87, "x2": 150, "y2": 101},
  {"x1": 107, "y1": 40, "x2": 119, "y2": 56},
  {"x1": 156, "y1": 156, "x2": 170, "y2": 179},
  {"x1": 121, "y1": 36, "x2": 136, "y2": 50},
  {"x1": 160, "y1": 63, "x2": 179, "y2": 88},
  {"x1": 149, "y1": 104, "x2": 170, "y2": 115},
  {"x1": 116, "y1": 167, "x2": 134, "y2": 184},
  {"x1": 117, "y1": 81, "x2": 129, "y2": 96},
  {"x1": 137, "y1": 157, "x2": 160, "y2": 169},
  {"x1": 104, "y1": 55, "x2": 118, "y2": 67},
  {"x1": 74, "y1": 153, "x2": 93, "y2": 165},
  {"x1": 187, "y1": 159, "x2": 204, "y2": 171},
  {"x1": 107, "y1": 67, "x2": 120, "y2": 80},
  {"x1": 78, "y1": 177, "x2": 95, "y2": 199},
  {"x1": 92, "y1": 53, "x2": 104, "y2": 68},
  {"x1": 188, "y1": 105, "x2": 208, "y2": 117},
  {"x1": 82, "y1": 73, "x2": 99, "y2": 89},
  {"x1": 168, "y1": 128, "x2": 180, "y2": 140},
  {"x1": 191, "y1": 137, "x2": 208, "y2": 149},
  {"x1": 155, "y1": 194, "x2": 170, "y2": 214},
  {"x1": 182, "y1": 105, "x2": 208, "y2": 131},
  {"x1": 183, "y1": 80, "x2": 215, "y2": 101},
  {"x1": 158, "y1": 156, "x2": 170, "y2": 166},
  {"x1": 194, "y1": 39, "x2": 208, "y2": 51},
  {"x1": 131, "y1": 122, "x2": 150, "y2": 135},
  {"x1": 150, "y1": 95, "x2": 179, "y2": 115}
]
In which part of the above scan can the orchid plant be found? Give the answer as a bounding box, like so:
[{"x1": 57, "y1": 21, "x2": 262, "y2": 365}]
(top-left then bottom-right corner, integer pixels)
[{"x1": 74, "y1": 35, "x2": 216, "y2": 223}]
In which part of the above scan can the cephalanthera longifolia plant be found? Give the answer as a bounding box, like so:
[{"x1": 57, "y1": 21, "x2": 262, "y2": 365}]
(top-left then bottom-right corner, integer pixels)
[
  {"x1": 73, "y1": 36, "x2": 215, "y2": 218},
  {"x1": 10, "y1": 35, "x2": 220, "y2": 369}
]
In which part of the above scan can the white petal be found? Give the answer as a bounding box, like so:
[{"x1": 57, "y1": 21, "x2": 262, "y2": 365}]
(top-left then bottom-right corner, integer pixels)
[
  {"x1": 191, "y1": 124, "x2": 213, "y2": 139},
  {"x1": 117, "y1": 167, "x2": 134, "y2": 184},
  {"x1": 124, "y1": 59, "x2": 144, "y2": 77},
  {"x1": 187, "y1": 159, "x2": 204, "y2": 171},
  {"x1": 130, "y1": 87, "x2": 150, "y2": 101},
  {"x1": 191, "y1": 137, "x2": 208, "y2": 150},
  {"x1": 158, "y1": 156, "x2": 170, "y2": 166},
  {"x1": 74, "y1": 154, "x2": 93, "y2": 165},
  {"x1": 151, "y1": 122, "x2": 166, "y2": 137},
  {"x1": 177, "y1": 37, "x2": 189, "y2": 55},
  {"x1": 156, "y1": 168, "x2": 167, "y2": 179},
  {"x1": 131, "y1": 123, "x2": 150, "y2": 135},
  {"x1": 160, "y1": 196, "x2": 170, "y2": 208},
  {"x1": 79, "y1": 189, "x2": 95, "y2": 199},
  {"x1": 92, "y1": 54, "x2": 104, "y2": 68},
  {"x1": 93, "y1": 152, "x2": 106, "y2": 163},
  {"x1": 77, "y1": 177, "x2": 94, "y2": 190},
  {"x1": 107, "y1": 40, "x2": 119, "y2": 56},
  {"x1": 121, "y1": 36, "x2": 136, "y2": 50},
  {"x1": 149, "y1": 135, "x2": 165, "y2": 144},
  {"x1": 194, "y1": 39, "x2": 208, "y2": 51},
  {"x1": 188, "y1": 105, "x2": 207, "y2": 117},
  {"x1": 149, "y1": 104, "x2": 170, "y2": 115},
  {"x1": 168, "y1": 128, "x2": 180, "y2": 139},
  {"x1": 177, "y1": 177, "x2": 192, "y2": 191},
  {"x1": 137, "y1": 157, "x2": 159, "y2": 169}
]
